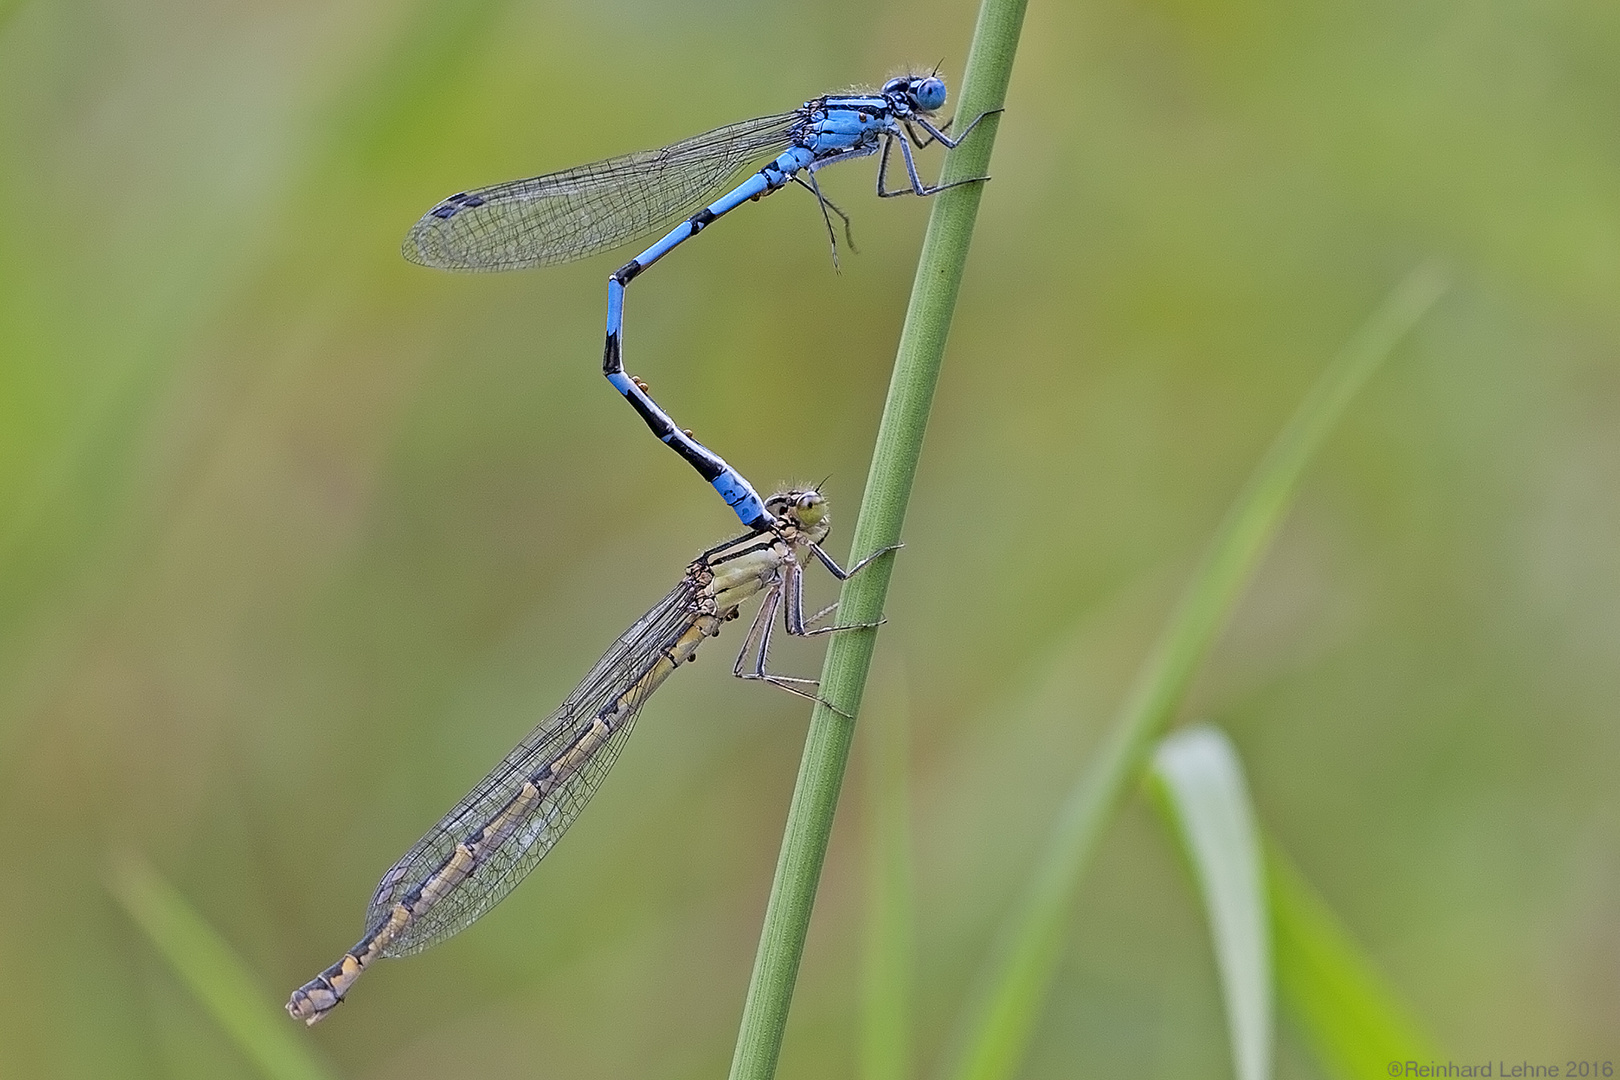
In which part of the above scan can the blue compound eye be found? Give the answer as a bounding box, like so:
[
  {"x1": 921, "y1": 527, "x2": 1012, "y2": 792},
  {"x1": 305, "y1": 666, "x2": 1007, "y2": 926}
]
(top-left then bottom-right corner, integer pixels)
[{"x1": 914, "y1": 77, "x2": 947, "y2": 111}]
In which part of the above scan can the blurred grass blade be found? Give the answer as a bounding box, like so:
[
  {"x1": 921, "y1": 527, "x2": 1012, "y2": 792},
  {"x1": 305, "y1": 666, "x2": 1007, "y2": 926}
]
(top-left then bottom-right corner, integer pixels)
[
  {"x1": 1149, "y1": 725, "x2": 1271, "y2": 1080},
  {"x1": 1268, "y1": 842, "x2": 1439, "y2": 1078},
  {"x1": 861, "y1": 669, "x2": 916, "y2": 1080},
  {"x1": 108, "y1": 854, "x2": 338, "y2": 1080},
  {"x1": 1153, "y1": 731, "x2": 1439, "y2": 1080},
  {"x1": 944, "y1": 265, "x2": 1447, "y2": 1080}
]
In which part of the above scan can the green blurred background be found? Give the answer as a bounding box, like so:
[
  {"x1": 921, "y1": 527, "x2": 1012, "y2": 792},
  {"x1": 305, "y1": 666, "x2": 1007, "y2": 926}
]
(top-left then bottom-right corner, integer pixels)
[{"x1": 3, "y1": 0, "x2": 1618, "y2": 1075}]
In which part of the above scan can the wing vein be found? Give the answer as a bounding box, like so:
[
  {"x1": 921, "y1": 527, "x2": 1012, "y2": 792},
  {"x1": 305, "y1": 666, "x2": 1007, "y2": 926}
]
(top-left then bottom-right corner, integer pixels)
[
  {"x1": 404, "y1": 111, "x2": 801, "y2": 271},
  {"x1": 365, "y1": 576, "x2": 702, "y2": 954}
]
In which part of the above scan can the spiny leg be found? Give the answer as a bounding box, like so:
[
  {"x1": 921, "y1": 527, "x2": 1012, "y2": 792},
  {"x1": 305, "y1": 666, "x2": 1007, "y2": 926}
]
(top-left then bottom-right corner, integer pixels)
[
  {"x1": 908, "y1": 109, "x2": 1001, "y2": 150},
  {"x1": 790, "y1": 173, "x2": 858, "y2": 269},
  {"x1": 877, "y1": 136, "x2": 966, "y2": 198},
  {"x1": 878, "y1": 110, "x2": 1003, "y2": 199},
  {"x1": 891, "y1": 133, "x2": 991, "y2": 197},
  {"x1": 790, "y1": 542, "x2": 903, "y2": 637},
  {"x1": 735, "y1": 583, "x2": 783, "y2": 678},
  {"x1": 784, "y1": 554, "x2": 881, "y2": 639},
  {"x1": 802, "y1": 600, "x2": 841, "y2": 630},
  {"x1": 906, "y1": 114, "x2": 953, "y2": 149},
  {"x1": 809, "y1": 541, "x2": 902, "y2": 581},
  {"x1": 733, "y1": 578, "x2": 845, "y2": 713},
  {"x1": 876, "y1": 136, "x2": 902, "y2": 199}
]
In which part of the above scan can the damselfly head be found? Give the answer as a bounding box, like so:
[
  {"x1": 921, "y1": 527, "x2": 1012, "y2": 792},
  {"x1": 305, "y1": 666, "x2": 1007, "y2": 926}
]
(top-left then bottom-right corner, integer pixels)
[
  {"x1": 883, "y1": 75, "x2": 948, "y2": 114},
  {"x1": 765, "y1": 489, "x2": 831, "y2": 539}
]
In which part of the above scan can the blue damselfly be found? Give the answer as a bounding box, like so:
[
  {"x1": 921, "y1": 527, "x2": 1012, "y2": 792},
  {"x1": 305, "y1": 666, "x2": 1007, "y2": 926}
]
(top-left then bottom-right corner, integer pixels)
[
  {"x1": 287, "y1": 490, "x2": 892, "y2": 1023},
  {"x1": 404, "y1": 74, "x2": 994, "y2": 529}
]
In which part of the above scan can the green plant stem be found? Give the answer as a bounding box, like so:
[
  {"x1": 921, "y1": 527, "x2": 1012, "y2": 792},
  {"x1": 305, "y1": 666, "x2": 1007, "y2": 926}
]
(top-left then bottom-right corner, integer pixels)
[
  {"x1": 945, "y1": 266, "x2": 1448, "y2": 1080},
  {"x1": 723, "y1": 6, "x2": 1030, "y2": 1078}
]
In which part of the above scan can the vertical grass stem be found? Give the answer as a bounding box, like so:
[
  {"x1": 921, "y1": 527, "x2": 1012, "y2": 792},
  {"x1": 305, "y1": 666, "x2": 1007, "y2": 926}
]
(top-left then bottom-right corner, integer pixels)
[{"x1": 725, "y1": 2, "x2": 1031, "y2": 1077}]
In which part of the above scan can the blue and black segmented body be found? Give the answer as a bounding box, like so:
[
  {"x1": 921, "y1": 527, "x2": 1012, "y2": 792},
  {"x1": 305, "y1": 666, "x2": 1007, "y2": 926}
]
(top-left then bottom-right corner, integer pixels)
[{"x1": 405, "y1": 74, "x2": 995, "y2": 529}]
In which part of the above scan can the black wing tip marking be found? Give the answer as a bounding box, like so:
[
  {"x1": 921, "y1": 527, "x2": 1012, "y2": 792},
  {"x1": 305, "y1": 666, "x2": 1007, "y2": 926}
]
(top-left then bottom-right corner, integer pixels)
[
  {"x1": 403, "y1": 191, "x2": 493, "y2": 268},
  {"x1": 431, "y1": 192, "x2": 488, "y2": 219}
]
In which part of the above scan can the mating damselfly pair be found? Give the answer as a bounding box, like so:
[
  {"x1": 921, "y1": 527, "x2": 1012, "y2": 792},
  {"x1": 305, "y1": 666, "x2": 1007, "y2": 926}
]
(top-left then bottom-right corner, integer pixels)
[{"x1": 288, "y1": 72, "x2": 992, "y2": 1023}]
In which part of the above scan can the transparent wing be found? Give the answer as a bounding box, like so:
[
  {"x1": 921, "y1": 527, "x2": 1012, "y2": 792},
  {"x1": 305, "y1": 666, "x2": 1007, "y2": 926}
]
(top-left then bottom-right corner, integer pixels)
[
  {"x1": 365, "y1": 576, "x2": 702, "y2": 955},
  {"x1": 403, "y1": 111, "x2": 801, "y2": 271}
]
